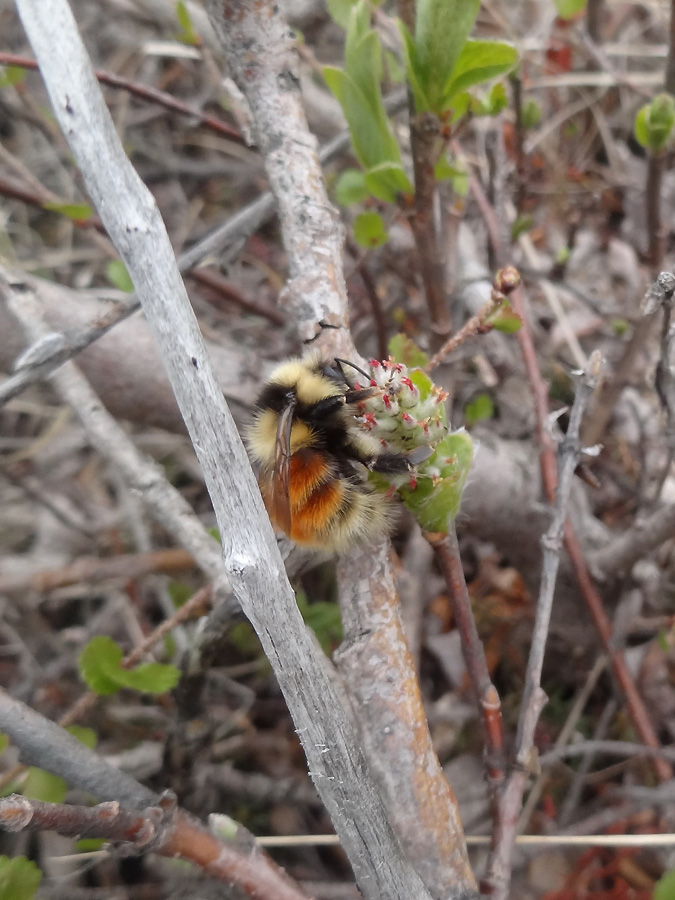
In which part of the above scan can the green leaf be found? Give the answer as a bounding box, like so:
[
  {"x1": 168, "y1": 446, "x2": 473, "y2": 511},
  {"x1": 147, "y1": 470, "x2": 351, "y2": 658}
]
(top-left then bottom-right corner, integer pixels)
[
  {"x1": 105, "y1": 260, "x2": 134, "y2": 293},
  {"x1": 0, "y1": 733, "x2": 8, "y2": 757},
  {"x1": 441, "y1": 40, "x2": 518, "y2": 106},
  {"x1": 23, "y1": 768, "x2": 67, "y2": 804},
  {"x1": 510, "y1": 214, "x2": 533, "y2": 241},
  {"x1": 363, "y1": 162, "x2": 412, "y2": 202},
  {"x1": 353, "y1": 211, "x2": 388, "y2": 248},
  {"x1": 327, "y1": 0, "x2": 358, "y2": 28},
  {"x1": 399, "y1": 430, "x2": 474, "y2": 531},
  {"x1": 75, "y1": 839, "x2": 106, "y2": 853},
  {"x1": 22, "y1": 726, "x2": 97, "y2": 804},
  {"x1": 176, "y1": 0, "x2": 198, "y2": 45},
  {"x1": 384, "y1": 49, "x2": 406, "y2": 84},
  {"x1": 121, "y1": 660, "x2": 181, "y2": 693},
  {"x1": 296, "y1": 592, "x2": 342, "y2": 654},
  {"x1": 413, "y1": 0, "x2": 481, "y2": 112},
  {"x1": 66, "y1": 725, "x2": 97, "y2": 750},
  {"x1": 168, "y1": 580, "x2": 194, "y2": 608},
  {"x1": 335, "y1": 168, "x2": 369, "y2": 206},
  {"x1": 79, "y1": 635, "x2": 180, "y2": 695},
  {"x1": 465, "y1": 393, "x2": 494, "y2": 426},
  {"x1": 634, "y1": 94, "x2": 675, "y2": 154},
  {"x1": 323, "y1": 67, "x2": 401, "y2": 170},
  {"x1": 388, "y1": 334, "x2": 429, "y2": 368},
  {"x1": 43, "y1": 201, "x2": 93, "y2": 222},
  {"x1": 0, "y1": 66, "x2": 26, "y2": 88},
  {"x1": 323, "y1": 1, "x2": 403, "y2": 171},
  {"x1": 655, "y1": 870, "x2": 675, "y2": 900},
  {"x1": 521, "y1": 98, "x2": 542, "y2": 129},
  {"x1": 434, "y1": 155, "x2": 469, "y2": 195},
  {"x1": 611, "y1": 318, "x2": 629, "y2": 337},
  {"x1": 0, "y1": 856, "x2": 42, "y2": 900},
  {"x1": 397, "y1": 21, "x2": 430, "y2": 112},
  {"x1": 488, "y1": 305, "x2": 523, "y2": 334},
  {"x1": 483, "y1": 82, "x2": 508, "y2": 116},
  {"x1": 553, "y1": 0, "x2": 587, "y2": 19}
]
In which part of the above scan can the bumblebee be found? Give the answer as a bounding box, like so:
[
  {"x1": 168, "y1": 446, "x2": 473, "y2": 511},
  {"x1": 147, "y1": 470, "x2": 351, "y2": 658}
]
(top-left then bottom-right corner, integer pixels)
[{"x1": 247, "y1": 353, "x2": 414, "y2": 552}]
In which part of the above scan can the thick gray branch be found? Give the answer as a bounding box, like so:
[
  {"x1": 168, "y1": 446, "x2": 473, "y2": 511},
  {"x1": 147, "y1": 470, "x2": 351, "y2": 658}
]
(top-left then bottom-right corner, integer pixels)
[{"x1": 14, "y1": 2, "x2": 431, "y2": 897}]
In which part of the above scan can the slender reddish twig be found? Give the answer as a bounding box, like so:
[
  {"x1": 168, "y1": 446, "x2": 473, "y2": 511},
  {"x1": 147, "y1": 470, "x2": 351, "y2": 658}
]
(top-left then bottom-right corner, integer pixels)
[
  {"x1": 425, "y1": 266, "x2": 521, "y2": 372},
  {"x1": 189, "y1": 268, "x2": 286, "y2": 325},
  {"x1": 0, "y1": 52, "x2": 245, "y2": 144},
  {"x1": 425, "y1": 528, "x2": 505, "y2": 786},
  {"x1": 0, "y1": 794, "x2": 309, "y2": 900},
  {"x1": 0, "y1": 175, "x2": 283, "y2": 325},
  {"x1": 0, "y1": 547, "x2": 196, "y2": 594}
]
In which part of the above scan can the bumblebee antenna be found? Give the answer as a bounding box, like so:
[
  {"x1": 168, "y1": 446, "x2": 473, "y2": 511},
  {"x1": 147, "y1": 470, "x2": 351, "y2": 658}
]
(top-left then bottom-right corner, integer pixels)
[{"x1": 334, "y1": 357, "x2": 372, "y2": 386}]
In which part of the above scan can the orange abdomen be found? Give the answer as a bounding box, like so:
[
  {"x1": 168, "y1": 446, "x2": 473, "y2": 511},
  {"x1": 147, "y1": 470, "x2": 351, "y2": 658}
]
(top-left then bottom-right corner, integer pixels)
[{"x1": 261, "y1": 448, "x2": 346, "y2": 546}]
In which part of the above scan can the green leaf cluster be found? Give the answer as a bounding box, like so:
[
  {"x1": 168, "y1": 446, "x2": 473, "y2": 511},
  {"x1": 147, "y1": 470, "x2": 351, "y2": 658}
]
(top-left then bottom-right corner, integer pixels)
[
  {"x1": 366, "y1": 355, "x2": 473, "y2": 532},
  {"x1": 398, "y1": 0, "x2": 517, "y2": 116},
  {"x1": 0, "y1": 857, "x2": 41, "y2": 900},
  {"x1": 399, "y1": 430, "x2": 474, "y2": 531},
  {"x1": 324, "y1": 1, "x2": 412, "y2": 202},
  {"x1": 78, "y1": 635, "x2": 180, "y2": 696},
  {"x1": 634, "y1": 93, "x2": 675, "y2": 154}
]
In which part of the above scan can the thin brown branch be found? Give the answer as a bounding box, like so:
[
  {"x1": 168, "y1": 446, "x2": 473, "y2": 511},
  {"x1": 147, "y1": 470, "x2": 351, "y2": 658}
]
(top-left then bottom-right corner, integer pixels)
[
  {"x1": 646, "y1": 151, "x2": 666, "y2": 272},
  {"x1": 0, "y1": 547, "x2": 196, "y2": 595},
  {"x1": 563, "y1": 529, "x2": 672, "y2": 784},
  {"x1": 395, "y1": 0, "x2": 449, "y2": 335},
  {"x1": 425, "y1": 528, "x2": 505, "y2": 787},
  {"x1": 0, "y1": 790, "x2": 307, "y2": 900},
  {"x1": 0, "y1": 52, "x2": 245, "y2": 144},
  {"x1": 189, "y1": 268, "x2": 287, "y2": 325},
  {"x1": 409, "y1": 113, "x2": 451, "y2": 337},
  {"x1": 425, "y1": 266, "x2": 521, "y2": 372}
]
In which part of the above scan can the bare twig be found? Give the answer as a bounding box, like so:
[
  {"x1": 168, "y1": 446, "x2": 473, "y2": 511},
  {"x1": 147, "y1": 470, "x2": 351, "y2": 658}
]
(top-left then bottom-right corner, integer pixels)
[
  {"x1": 424, "y1": 266, "x2": 521, "y2": 373},
  {"x1": 517, "y1": 350, "x2": 603, "y2": 761},
  {"x1": 483, "y1": 352, "x2": 603, "y2": 900},
  {"x1": 0, "y1": 793, "x2": 172, "y2": 847},
  {"x1": 1, "y1": 275, "x2": 232, "y2": 606},
  {"x1": 0, "y1": 52, "x2": 245, "y2": 144},
  {"x1": 0, "y1": 547, "x2": 196, "y2": 595},
  {"x1": 646, "y1": 151, "x2": 666, "y2": 272},
  {"x1": 425, "y1": 528, "x2": 505, "y2": 786}
]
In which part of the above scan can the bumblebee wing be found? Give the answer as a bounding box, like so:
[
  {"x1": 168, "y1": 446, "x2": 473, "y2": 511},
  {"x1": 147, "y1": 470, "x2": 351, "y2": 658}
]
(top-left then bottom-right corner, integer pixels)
[{"x1": 271, "y1": 395, "x2": 297, "y2": 535}]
